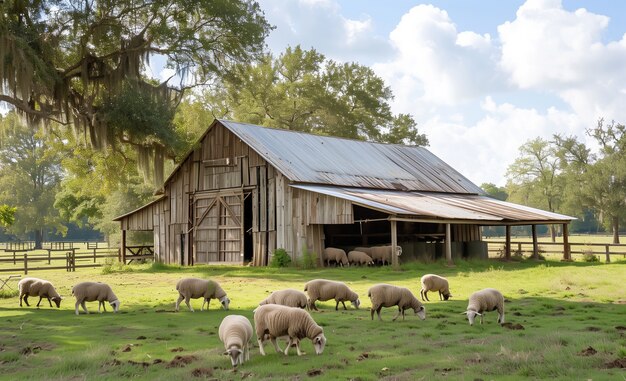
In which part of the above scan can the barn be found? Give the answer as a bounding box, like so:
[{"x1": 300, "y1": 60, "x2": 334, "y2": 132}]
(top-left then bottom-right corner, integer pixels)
[{"x1": 113, "y1": 119, "x2": 575, "y2": 266}]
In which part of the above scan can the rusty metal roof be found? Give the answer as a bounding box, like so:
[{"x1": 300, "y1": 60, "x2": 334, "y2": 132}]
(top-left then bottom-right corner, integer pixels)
[
  {"x1": 220, "y1": 120, "x2": 485, "y2": 194},
  {"x1": 291, "y1": 184, "x2": 575, "y2": 223}
]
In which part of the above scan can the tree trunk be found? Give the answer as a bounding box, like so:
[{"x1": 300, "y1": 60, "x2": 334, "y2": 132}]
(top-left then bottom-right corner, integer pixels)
[
  {"x1": 612, "y1": 216, "x2": 620, "y2": 244},
  {"x1": 550, "y1": 225, "x2": 556, "y2": 243},
  {"x1": 34, "y1": 229, "x2": 43, "y2": 250}
]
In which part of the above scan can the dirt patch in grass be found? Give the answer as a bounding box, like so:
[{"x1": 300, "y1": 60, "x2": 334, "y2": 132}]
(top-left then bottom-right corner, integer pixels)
[
  {"x1": 307, "y1": 369, "x2": 322, "y2": 377},
  {"x1": 578, "y1": 346, "x2": 597, "y2": 356},
  {"x1": 128, "y1": 360, "x2": 151, "y2": 367},
  {"x1": 615, "y1": 326, "x2": 626, "y2": 331},
  {"x1": 136, "y1": 336, "x2": 147, "y2": 340},
  {"x1": 166, "y1": 355, "x2": 198, "y2": 368},
  {"x1": 170, "y1": 347, "x2": 185, "y2": 352},
  {"x1": 501, "y1": 322, "x2": 525, "y2": 330},
  {"x1": 357, "y1": 352, "x2": 379, "y2": 361},
  {"x1": 604, "y1": 358, "x2": 626, "y2": 368},
  {"x1": 191, "y1": 367, "x2": 213, "y2": 378},
  {"x1": 585, "y1": 326, "x2": 601, "y2": 332}
]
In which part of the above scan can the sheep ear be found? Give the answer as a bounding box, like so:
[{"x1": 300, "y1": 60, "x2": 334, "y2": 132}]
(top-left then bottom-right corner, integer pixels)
[
  {"x1": 460, "y1": 311, "x2": 468, "y2": 315},
  {"x1": 222, "y1": 351, "x2": 229, "y2": 356}
]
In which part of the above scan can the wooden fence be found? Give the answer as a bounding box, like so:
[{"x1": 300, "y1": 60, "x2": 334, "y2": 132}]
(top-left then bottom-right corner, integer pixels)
[{"x1": 486, "y1": 240, "x2": 626, "y2": 262}]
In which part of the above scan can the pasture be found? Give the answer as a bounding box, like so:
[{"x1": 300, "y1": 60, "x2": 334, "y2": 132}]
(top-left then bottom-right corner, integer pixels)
[{"x1": 0, "y1": 259, "x2": 624, "y2": 380}]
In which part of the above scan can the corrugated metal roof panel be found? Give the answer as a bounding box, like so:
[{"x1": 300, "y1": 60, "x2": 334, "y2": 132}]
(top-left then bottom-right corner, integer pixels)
[
  {"x1": 220, "y1": 120, "x2": 484, "y2": 194},
  {"x1": 291, "y1": 185, "x2": 575, "y2": 223}
]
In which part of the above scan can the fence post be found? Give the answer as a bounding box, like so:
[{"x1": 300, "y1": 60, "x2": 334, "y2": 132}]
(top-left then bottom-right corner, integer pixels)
[
  {"x1": 24, "y1": 253, "x2": 28, "y2": 275},
  {"x1": 93, "y1": 248, "x2": 97, "y2": 263},
  {"x1": 12, "y1": 251, "x2": 15, "y2": 265},
  {"x1": 48, "y1": 249, "x2": 51, "y2": 265},
  {"x1": 66, "y1": 252, "x2": 70, "y2": 272},
  {"x1": 605, "y1": 244, "x2": 610, "y2": 263}
]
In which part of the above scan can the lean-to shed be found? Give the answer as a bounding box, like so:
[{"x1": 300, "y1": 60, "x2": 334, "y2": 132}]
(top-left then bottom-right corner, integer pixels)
[{"x1": 114, "y1": 119, "x2": 575, "y2": 266}]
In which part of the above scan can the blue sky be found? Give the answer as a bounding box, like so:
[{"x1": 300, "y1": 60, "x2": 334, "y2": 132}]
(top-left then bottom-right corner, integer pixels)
[{"x1": 254, "y1": 0, "x2": 626, "y2": 186}]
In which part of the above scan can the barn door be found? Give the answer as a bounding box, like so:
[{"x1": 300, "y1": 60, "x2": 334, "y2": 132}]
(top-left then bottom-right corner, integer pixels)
[{"x1": 194, "y1": 192, "x2": 243, "y2": 264}]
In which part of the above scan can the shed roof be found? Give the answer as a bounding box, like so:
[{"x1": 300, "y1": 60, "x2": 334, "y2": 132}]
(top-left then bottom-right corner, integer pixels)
[
  {"x1": 291, "y1": 184, "x2": 575, "y2": 224},
  {"x1": 219, "y1": 120, "x2": 484, "y2": 194}
]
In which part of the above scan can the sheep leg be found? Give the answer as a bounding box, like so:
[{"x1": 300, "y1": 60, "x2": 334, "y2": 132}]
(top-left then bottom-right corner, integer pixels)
[
  {"x1": 342, "y1": 301, "x2": 347, "y2": 310},
  {"x1": 36, "y1": 296, "x2": 43, "y2": 307},
  {"x1": 424, "y1": 291, "x2": 430, "y2": 301},
  {"x1": 81, "y1": 301, "x2": 89, "y2": 314},
  {"x1": 438, "y1": 291, "x2": 443, "y2": 301},
  {"x1": 480, "y1": 313, "x2": 484, "y2": 325},
  {"x1": 185, "y1": 296, "x2": 194, "y2": 312},
  {"x1": 498, "y1": 308, "x2": 505, "y2": 324},
  {"x1": 283, "y1": 338, "x2": 292, "y2": 356},
  {"x1": 175, "y1": 294, "x2": 184, "y2": 312},
  {"x1": 75, "y1": 301, "x2": 80, "y2": 315},
  {"x1": 257, "y1": 337, "x2": 266, "y2": 356},
  {"x1": 392, "y1": 307, "x2": 402, "y2": 321},
  {"x1": 295, "y1": 339, "x2": 305, "y2": 356},
  {"x1": 47, "y1": 297, "x2": 53, "y2": 308},
  {"x1": 201, "y1": 298, "x2": 210, "y2": 311},
  {"x1": 376, "y1": 306, "x2": 383, "y2": 321},
  {"x1": 270, "y1": 336, "x2": 282, "y2": 354},
  {"x1": 24, "y1": 295, "x2": 30, "y2": 306}
]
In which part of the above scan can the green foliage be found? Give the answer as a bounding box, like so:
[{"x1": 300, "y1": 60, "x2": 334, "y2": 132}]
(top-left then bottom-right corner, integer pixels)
[
  {"x1": 0, "y1": 204, "x2": 16, "y2": 227},
  {"x1": 101, "y1": 257, "x2": 134, "y2": 275},
  {"x1": 581, "y1": 250, "x2": 600, "y2": 263},
  {"x1": 481, "y1": 182, "x2": 508, "y2": 201},
  {"x1": 0, "y1": 289, "x2": 18, "y2": 299},
  {"x1": 270, "y1": 248, "x2": 292, "y2": 268},
  {"x1": 300, "y1": 246, "x2": 318, "y2": 269}
]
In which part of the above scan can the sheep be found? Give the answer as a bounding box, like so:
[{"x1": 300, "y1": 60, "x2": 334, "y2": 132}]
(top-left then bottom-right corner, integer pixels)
[
  {"x1": 353, "y1": 247, "x2": 373, "y2": 256},
  {"x1": 18, "y1": 277, "x2": 62, "y2": 308},
  {"x1": 463, "y1": 288, "x2": 505, "y2": 326},
  {"x1": 347, "y1": 250, "x2": 374, "y2": 266},
  {"x1": 322, "y1": 247, "x2": 349, "y2": 267},
  {"x1": 175, "y1": 277, "x2": 230, "y2": 312},
  {"x1": 218, "y1": 315, "x2": 253, "y2": 367},
  {"x1": 370, "y1": 245, "x2": 402, "y2": 265},
  {"x1": 368, "y1": 283, "x2": 426, "y2": 321},
  {"x1": 420, "y1": 274, "x2": 452, "y2": 301},
  {"x1": 254, "y1": 304, "x2": 326, "y2": 356},
  {"x1": 72, "y1": 282, "x2": 120, "y2": 315},
  {"x1": 259, "y1": 289, "x2": 307, "y2": 309},
  {"x1": 304, "y1": 279, "x2": 360, "y2": 311}
]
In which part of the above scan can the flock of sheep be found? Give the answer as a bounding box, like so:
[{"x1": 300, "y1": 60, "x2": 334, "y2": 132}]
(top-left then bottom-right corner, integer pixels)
[{"x1": 17, "y1": 273, "x2": 506, "y2": 368}]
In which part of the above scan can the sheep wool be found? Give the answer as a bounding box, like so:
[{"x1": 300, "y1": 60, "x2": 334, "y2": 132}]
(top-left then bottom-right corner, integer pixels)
[
  {"x1": 420, "y1": 274, "x2": 451, "y2": 301},
  {"x1": 464, "y1": 288, "x2": 505, "y2": 326},
  {"x1": 370, "y1": 245, "x2": 402, "y2": 265},
  {"x1": 175, "y1": 277, "x2": 229, "y2": 312},
  {"x1": 322, "y1": 247, "x2": 349, "y2": 267},
  {"x1": 219, "y1": 315, "x2": 253, "y2": 367},
  {"x1": 259, "y1": 289, "x2": 307, "y2": 309},
  {"x1": 304, "y1": 279, "x2": 360, "y2": 311},
  {"x1": 18, "y1": 277, "x2": 62, "y2": 308},
  {"x1": 72, "y1": 282, "x2": 120, "y2": 315},
  {"x1": 353, "y1": 247, "x2": 373, "y2": 256},
  {"x1": 254, "y1": 304, "x2": 326, "y2": 356},
  {"x1": 368, "y1": 283, "x2": 426, "y2": 321},
  {"x1": 347, "y1": 250, "x2": 374, "y2": 266}
]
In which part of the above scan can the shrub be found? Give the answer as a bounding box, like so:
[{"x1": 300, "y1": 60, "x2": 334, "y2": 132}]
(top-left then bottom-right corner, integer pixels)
[
  {"x1": 101, "y1": 257, "x2": 134, "y2": 274},
  {"x1": 0, "y1": 289, "x2": 18, "y2": 299},
  {"x1": 582, "y1": 250, "x2": 599, "y2": 262},
  {"x1": 270, "y1": 248, "x2": 291, "y2": 268},
  {"x1": 300, "y1": 246, "x2": 318, "y2": 269}
]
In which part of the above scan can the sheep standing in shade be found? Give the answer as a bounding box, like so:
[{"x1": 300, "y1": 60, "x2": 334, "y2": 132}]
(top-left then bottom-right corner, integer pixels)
[
  {"x1": 463, "y1": 288, "x2": 505, "y2": 326},
  {"x1": 72, "y1": 282, "x2": 120, "y2": 315},
  {"x1": 420, "y1": 274, "x2": 452, "y2": 301},
  {"x1": 175, "y1": 277, "x2": 230, "y2": 312},
  {"x1": 259, "y1": 289, "x2": 307, "y2": 309},
  {"x1": 254, "y1": 304, "x2": 326, "y2": 356},
  {"x1": 322, "y1": 247, "x2": 349, "y2": 267},
  {"x1": 18, "y1": 277, "x2": 62, "y2": 308},
  {"x1": 353, "y1": 247, "x2": 373, "y2": 256},
  {"x1": 370, "y1": 245, "x2": 402, "y2": 265},
  {"x1": 219, "y1": 315, "x2": 253, "y2": 367},
  {"x1": 347, "y1": 250, "x2": 374, "y2": 266},
  {"x1": 304, "y1": 279, "x2": 360, "y2": 311},
  {"x1": 368, "y1": 283, "x2": 426, "y2": 321}
]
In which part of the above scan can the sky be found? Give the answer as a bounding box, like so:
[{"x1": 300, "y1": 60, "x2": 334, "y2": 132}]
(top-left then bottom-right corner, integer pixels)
[{"x1": 254, "y1": 0, "x2": 626, "y2": 187}]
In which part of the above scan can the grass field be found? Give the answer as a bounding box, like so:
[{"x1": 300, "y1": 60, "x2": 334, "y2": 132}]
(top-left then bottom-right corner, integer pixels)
[{"x1": 0, "y1": 259, "x2": 625, "y2": 380}]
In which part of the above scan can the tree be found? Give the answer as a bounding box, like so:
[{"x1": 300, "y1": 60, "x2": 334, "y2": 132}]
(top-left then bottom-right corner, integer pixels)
[
  {"x1": 480, "y1": 183, "x2": 508, "y2": 201},
  {"x1": 0, "y1": 0, "x2": 271, "y2": 184},
  {"x1": 0, "y1": 204, "x2": 16, "y2": 227},
  {"x1": 205, "y1": 46, "x2": 428, "y2": 145},
  {"x1": 506, "y1": 138, "x2": 564, "y2": 241},
  {"x1": 0, "y1": 113, "x2": 64, "y2": 248}
]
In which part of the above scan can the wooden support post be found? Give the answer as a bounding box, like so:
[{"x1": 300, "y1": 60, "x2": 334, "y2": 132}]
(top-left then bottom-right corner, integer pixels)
[
  {"x1": 505, "y1": 225, "x2": 511, "y2": 260},
  {"x1": 562, "y1": 223, "x2": 571, "y2": 261},
  {"x1": 47, "y1": 249, "x2": 51, "y2": 265},
  {"x1": 391, "y1": 220, "x2": 399, "y2": 269},
  {"x1": 23, "y1": 253, "x2": 28, "y2": 275},
  {"x1": 532, "y1": 225, "x2": 538, "y2": 260},
  {"x1": 605, "y1": 244, "x2": 611, "y2": 263},
  {"x1": 445, "y1": 223, "x2": 453, "y2": 266},
  {"x1": 121, "y1": 230, "x2": 127, "y2": 264}
]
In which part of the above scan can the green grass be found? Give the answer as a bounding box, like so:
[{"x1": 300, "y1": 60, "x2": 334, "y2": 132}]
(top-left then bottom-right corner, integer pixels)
[{"x1": 0, "y1": 259, "x2": 625, "y2": 380}]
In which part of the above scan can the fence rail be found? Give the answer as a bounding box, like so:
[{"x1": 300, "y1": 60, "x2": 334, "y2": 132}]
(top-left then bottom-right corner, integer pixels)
[
  {"x1": 485, "y1": 240, "x2": 626, "y2": 262},
  {"x1": 0, "y1": 248, "x2": 120, "y2": 274}
]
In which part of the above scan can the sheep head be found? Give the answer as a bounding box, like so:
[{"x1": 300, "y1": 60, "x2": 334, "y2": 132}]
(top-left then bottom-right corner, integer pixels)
[
  {"x1": 312, "y1": 333, "x2": 326, "y2": 355},
  {"x1": 219, "y1": 296, "x2": 230, "y2": 310},
  {"x1": 110, "y1": 300, "x2": 121, "y2": 313},
  {"x1": 52, "y1": 296, "x2": 62, "y2": 308},
  {"x1": 224, "y1": 347, "x2": 243, "y2": 367}
]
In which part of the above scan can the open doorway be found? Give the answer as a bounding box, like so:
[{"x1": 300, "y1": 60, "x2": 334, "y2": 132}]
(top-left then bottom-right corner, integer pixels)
[{"x1": 243, "y1": 192, "x2": 253, "y2": 263}]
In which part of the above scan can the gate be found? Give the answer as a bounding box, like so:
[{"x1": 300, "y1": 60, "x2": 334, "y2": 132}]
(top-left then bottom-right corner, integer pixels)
[{"x1": 193, "y1": 192, "x2": 243, "y2": 263}]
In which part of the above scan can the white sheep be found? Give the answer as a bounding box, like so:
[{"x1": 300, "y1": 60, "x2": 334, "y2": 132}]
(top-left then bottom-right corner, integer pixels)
[
  {"x1": 347, "y1": 250, "x2": 374, "y2": 266},
  {"x1": 175, "y1": 277, "x2": 230, "y2": 312},
  {"x1": 18, "y1": 277, "x2": 62, "y2": 308},
  {"x1": 370, "y1": 245, "x2": 402, "y2": 265},
  {"x1": 368, "y1": 283, "x2": 426, "y2": 321},
  {"x1": 253, "y1": 304, "x2": 326, "y2": 356},
  {"x1": 304, "y1": 279, "x2": 360, "y2": 311},
  {"x1": 218, "y1": 315, "x2": 253, "y2": 367},
  {"x1": 72, "y1": 282, "x2": 120, "y2": 315},
  {"x1": 322, "y1": 247, "x2": 349, "y2": 267},
  {"x1": 463, "y1": 288, "x2": 505, "y2": 326},
  {"x1": 420, "y1": 274, "x2": 452, "y2": 301},
  {"x1": 259, "y1": 289, "x2": 307, "y2": 309},
  {"x1": 353, "y1": 247, "x2": 373, "y2": 256}
]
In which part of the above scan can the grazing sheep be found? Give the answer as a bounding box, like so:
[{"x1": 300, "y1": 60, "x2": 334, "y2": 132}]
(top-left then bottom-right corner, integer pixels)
[
  {"x1": 368, "y1": 283, "x2": 425, "y2": 321},
  {"x1": 175, "y1": 277, "x2": 230, "y2": 312},
  {"x1": 72, "y1": 282, "x2": 120, "y2": 315},
  {"x1": 322, "y1": 247, "x2": 349, "y2": 267},
  {"x1": 219, "y1": 315, "x2": 253, "y2": 367},
  {"x1": 347, "y1": 250, "x2": 374, "y2": 266},
  {"x1": 254, "y1": 304, "x2": 326, "y2": 356},
  {"x1": 18, "y1": 277, "x2": 62, "y2": 308},
  {"x1": 370, "y1": 245, "x2": 402, "y2": 265},
  {"x1": 259, "y1": 289, "x2": 307, "y2": 309},
  {"x1": 420, "y1": 274, "x2": 452, "y2": 301},
  {"x1": 304, "y1": 279, "x2": 360, "y2": 311},
  {"x1": 353, "y1": 247, "x2": 373, "y2": 256},
  {"x1": 463, "y1": 288, "x2": 505, "y2": 326}
]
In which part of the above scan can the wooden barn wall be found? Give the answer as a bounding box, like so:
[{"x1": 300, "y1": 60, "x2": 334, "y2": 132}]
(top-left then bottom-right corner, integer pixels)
[
  {"x1": 120, "y1": 202, "x2": 156, "y2": 231},
  {"x1": 452, "y1": 224, "x2": 481, "y2": 242}
]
